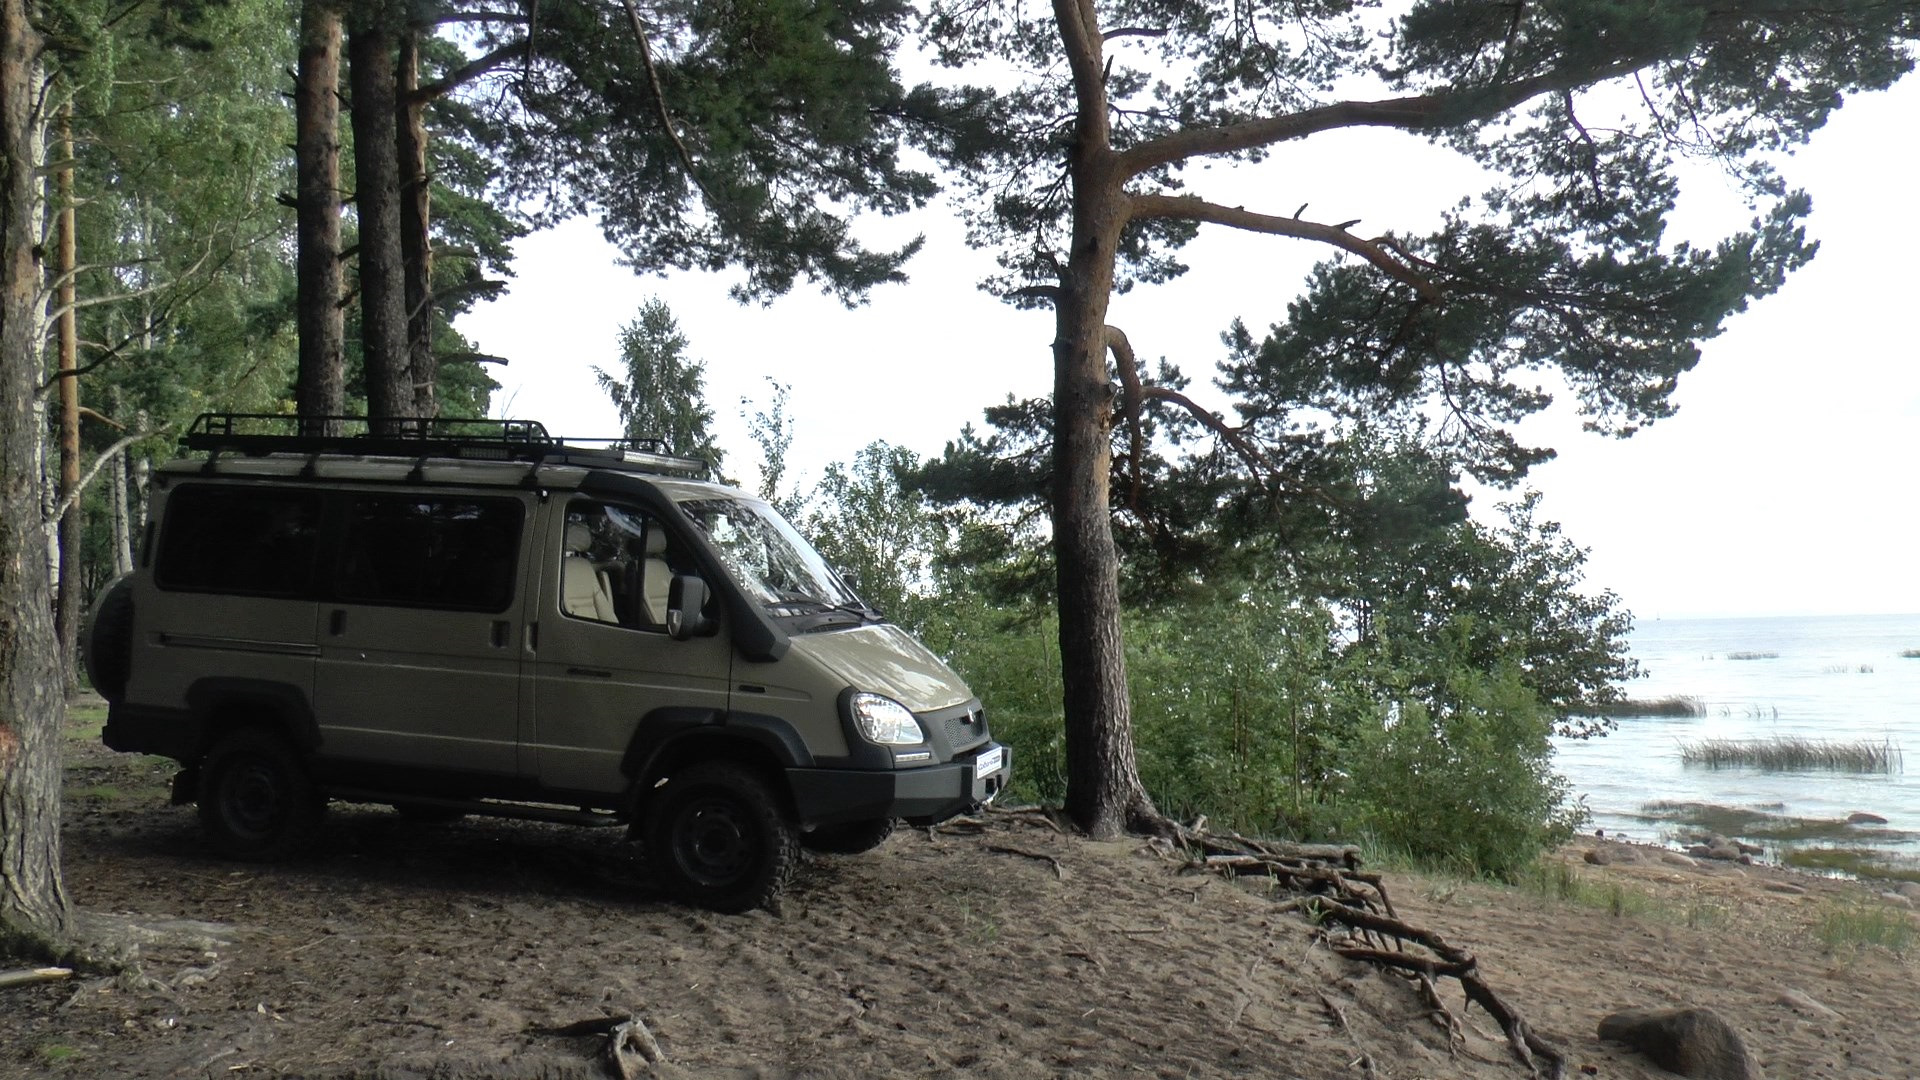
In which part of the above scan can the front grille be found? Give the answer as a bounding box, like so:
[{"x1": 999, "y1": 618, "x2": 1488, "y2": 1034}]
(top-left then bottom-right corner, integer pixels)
[{"x1": 945, "y1": 708, "x2": 987, "y2": 751}]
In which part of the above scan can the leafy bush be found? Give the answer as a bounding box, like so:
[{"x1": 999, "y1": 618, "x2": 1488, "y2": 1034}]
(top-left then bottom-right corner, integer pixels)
[{"x1": 1331, "y1": 664, "x2": 1584, "y2": 879}]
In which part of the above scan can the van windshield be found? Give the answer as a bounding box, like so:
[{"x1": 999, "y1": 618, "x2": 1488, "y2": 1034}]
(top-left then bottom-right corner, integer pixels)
[{"x1": 677, "y1": 496, "x2": 866, "y2": 619}]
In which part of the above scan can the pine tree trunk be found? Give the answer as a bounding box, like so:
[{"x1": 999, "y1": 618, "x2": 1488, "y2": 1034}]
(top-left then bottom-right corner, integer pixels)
[
  {"x1": 0, "y1": 0, "x2": 73, "y2": 952},
  {"x1": 396, "y1": 31, "x2": 435, "y2": 417},
  {"x1": 1050, "y1": 0, "x2": 1157, "y2": 839},
  {"x1": 295, "y1": 0, "x2": 344, "y2": 436},
  {"x1": 347, "y1": 10, "x2": 409, "y2": 432}
]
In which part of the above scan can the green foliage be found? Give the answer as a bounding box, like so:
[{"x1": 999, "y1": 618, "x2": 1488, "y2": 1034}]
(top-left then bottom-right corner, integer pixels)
[
  {"x1": 925, "y1": 0, "x2": 1919, "y2": 469},
  {"x1": 455, "y1": 0, "x2": 948, "y2": 302},
  {"x1": 915, "y1": 598, "x2": 1066, "y2": 807},
  {"x1": 593, "y1": 298, "x2": 722, "y2": 465},
  {"x1": 1331, "y1": 663, "x2": 1584, "y2": 879},
  {"x1": 921, "y1": 576, "x2": 1585, "y2": 877},
  {"x1": 803, "y1": 442, "x2": 942, "y2": 630},
  {"x1": 739, "y1": 378, "x2": 800, "y2": 517}
]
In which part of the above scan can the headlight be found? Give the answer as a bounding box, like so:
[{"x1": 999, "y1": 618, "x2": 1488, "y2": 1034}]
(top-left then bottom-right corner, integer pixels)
[{"x1": 849, "y1": 693, "x2": 925, "y2": 746}]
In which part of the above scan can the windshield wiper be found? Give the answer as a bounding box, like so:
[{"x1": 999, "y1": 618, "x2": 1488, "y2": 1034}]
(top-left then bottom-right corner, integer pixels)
[{"x1": 774, "y1": 596, "x2": 882, "y2": 632}]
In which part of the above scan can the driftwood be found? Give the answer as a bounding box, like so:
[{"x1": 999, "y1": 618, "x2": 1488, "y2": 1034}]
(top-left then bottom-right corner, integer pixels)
[
  {"x1": 605, "y1": 1015, "x2": 666, "y2": 1080},
  {"x1": 0, "y1": 967, "x2": 73, "y2": 990},
  {"x1": 1160, "y1": 822, "x2": 1566, "y2": 1080}
]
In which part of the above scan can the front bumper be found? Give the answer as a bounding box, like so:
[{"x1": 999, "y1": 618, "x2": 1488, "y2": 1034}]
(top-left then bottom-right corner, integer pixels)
[{"x1": 786, "y1": 741, "x2": 1010, "y2": 826}]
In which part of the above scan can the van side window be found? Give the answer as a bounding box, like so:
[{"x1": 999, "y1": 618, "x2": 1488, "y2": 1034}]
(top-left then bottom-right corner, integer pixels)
[
  {"x1": 154, "y1": 485, "x2": 322, "y2": 597},
  {"x1": 335, "y1": 494, "x2": 522, "y2": 612},
  {"x1": 561, "y1": 502, "x2": 679, "y2": 630}
]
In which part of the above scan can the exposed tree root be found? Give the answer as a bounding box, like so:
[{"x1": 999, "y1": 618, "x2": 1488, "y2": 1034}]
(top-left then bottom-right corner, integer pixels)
[{"x1": 1115, "y1": 809, "x2": 1565, "y2": 1079}]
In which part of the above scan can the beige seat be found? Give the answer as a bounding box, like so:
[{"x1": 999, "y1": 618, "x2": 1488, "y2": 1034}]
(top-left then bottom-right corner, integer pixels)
[
  {"x1": 641, "y1": 528, "x2": 672, "y2": 625},
  {"x1": 562, "y1": 522, "x2": 618, "y2": 623}
]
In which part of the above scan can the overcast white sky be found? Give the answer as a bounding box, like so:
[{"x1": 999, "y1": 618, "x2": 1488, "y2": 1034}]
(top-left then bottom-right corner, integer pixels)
[{"x1": 457, "y1": 77, "x2": 1920, "y2": 623}]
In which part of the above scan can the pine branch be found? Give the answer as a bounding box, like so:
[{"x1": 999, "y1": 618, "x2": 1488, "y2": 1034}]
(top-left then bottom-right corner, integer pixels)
[{"x1": 1129, "y1": 194, "x2": 1441, "y2": 300}]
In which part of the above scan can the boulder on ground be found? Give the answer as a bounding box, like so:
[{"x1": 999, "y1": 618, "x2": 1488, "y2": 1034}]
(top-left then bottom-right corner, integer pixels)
[
  {"x1": 1598, "y1": 1006, "x2": 1762, "y2": 1080},
  {"x1": 1847, "y1": 811, "x2": 1890, "y2": 825}
]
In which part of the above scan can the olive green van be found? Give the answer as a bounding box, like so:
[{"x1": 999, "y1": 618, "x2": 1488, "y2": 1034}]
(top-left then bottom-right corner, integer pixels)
[{"x1": 84, "y1": 414, "x2": 1008, "y2": 912}]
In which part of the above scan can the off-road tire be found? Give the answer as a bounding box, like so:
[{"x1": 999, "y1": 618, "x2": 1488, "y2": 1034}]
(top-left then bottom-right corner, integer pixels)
[
  {"x1": 800, "y1": 817, "x2": 896, "y2": 855},
  {"x1": 198, "y1": 729, "x2": 324, "y2": 861},
  {"x1": 81, "y1": 574, "x2": 135, "y2": 702},
  {"x1": 645, "y1": 761, "x2": 798, "y2": 913}
]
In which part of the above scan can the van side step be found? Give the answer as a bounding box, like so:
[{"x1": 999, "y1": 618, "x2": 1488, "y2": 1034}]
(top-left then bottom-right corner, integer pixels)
[{"x1": 327, "y1": 789, "x2": 627, "y2": 828}]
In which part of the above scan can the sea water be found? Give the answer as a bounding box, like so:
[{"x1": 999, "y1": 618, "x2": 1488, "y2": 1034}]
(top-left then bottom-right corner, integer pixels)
[{"x1": 1551, "y1": 613, "x2": 1920, "y2": 857}]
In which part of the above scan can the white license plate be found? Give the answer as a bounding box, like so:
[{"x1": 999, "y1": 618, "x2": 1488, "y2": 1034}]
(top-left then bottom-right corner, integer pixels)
[{"x1": 974, "y1": 746, "x2": 1004, "y2": 777}]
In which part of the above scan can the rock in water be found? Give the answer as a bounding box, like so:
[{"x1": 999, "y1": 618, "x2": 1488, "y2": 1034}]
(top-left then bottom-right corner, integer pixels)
[
  {"x1": 1847, "y1": 811, "x2": 1889, "y2": 825},
  {"x1": 1597, "y1": 1007, "x2": 1762, "y2": 1080}
]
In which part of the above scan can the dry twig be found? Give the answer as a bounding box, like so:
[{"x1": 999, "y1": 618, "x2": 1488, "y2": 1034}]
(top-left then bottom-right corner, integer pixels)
[{"x1": 986, "y1": 844, "x2": 1067, "y2": 880}]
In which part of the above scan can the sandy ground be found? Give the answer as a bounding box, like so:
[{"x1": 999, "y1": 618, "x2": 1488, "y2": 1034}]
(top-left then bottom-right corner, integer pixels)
[{"x1": 5, "y1": 729, "x2": 1918, "y2": 1080}]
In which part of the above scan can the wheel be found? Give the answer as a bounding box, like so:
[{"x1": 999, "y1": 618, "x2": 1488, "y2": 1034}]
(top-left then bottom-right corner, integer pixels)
[
  {"x1": 197, "y1": 729, "x2": 324, "y2": 860},
  {"x1": 81, "y1": 574, "x2": 135, "y2": 702},
  {"x1": 391, "y1": 802, "x2": 466, "y2": 824},
  {"x1": 801, "y1": 817, "x2": 896, "y2": 855},
  {"x1": 645, "y1": 761, "x2": 798, "y2": 913}
]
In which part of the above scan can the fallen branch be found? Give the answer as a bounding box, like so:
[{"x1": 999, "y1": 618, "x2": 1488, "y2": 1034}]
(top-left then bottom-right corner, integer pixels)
[
  {"x1": 0, "y1": 967, "x2": 73, "y2": 989},
  {"x1": 1166, "y1": 826, "x2": 1563, "y2": 1079},
  {"x1": 986, "y1": 844, "x2": 1067, "y2": 880}
]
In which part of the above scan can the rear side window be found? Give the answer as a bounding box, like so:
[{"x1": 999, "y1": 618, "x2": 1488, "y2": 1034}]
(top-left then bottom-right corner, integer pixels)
[
  {"x1": 154, "y1": 484, "x2": 323, "y2": 597},
  {"x1": 334, "y1": 494, "x2": 522, "y2": 612}
]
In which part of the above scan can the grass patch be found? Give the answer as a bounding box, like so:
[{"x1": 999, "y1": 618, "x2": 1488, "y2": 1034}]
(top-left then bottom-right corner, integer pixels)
[
  {"x1": 1518, "y1": 860, "x2": 1659, "y2": 917},
  {"x1": 63, "y1": 703, "x2": 106, "y2": 740},
  {"x1": 69, "y1": 784, "x2": 126, "y2": 802},
  {"x1": 1782, "y1": 846, "x2": 1920, "y2": 885},
  {"x1": 1576, "y1": 695, "x2": 1706, "y2": 719},
  {"x1": 1678, "y1": 736, "x2": 1902, "y2": 774},
  {"x1": 38, "y1": 1044, "x2": 81, "y2": 1066},
  {"x1": 1634, "y1": 802, "x2": 1916, "y2": 844},
  {"x1": 1725, "y1": 651, "x2": 1779, "y2": 660},
  {"x1": 1817, "y1": 901, "x2": 1915, "y2": 956}
]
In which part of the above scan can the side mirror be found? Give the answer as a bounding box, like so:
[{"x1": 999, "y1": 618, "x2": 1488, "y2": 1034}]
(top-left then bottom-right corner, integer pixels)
[{"x1": 667, "y1": 574, "x2": 718, "y2": 640}]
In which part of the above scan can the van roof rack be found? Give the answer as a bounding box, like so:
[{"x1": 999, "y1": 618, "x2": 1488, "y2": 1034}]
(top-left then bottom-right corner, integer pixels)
[{"x1": 181, "y1": 413, "x2": 713, "y2": 479}]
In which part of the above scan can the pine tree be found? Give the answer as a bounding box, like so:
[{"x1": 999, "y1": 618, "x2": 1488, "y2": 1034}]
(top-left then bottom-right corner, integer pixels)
[
  {"x1": 593, "y1": 297, "x2": 722, "y2": 466},
  {"x1": 924, "y1": 0, "x2": 1920, "y2": 835}
]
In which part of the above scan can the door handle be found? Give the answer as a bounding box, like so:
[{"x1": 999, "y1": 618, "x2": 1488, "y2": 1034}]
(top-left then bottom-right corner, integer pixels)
[
  {"x1": 491, "y1": 620, "x2": 510, "y2": 648},
  {"x1": 566, "y1": 666, "x2": 613, "y2": 679},
  {"x1": 328, "y1": 609, "x2": 346, "y2": 636}
]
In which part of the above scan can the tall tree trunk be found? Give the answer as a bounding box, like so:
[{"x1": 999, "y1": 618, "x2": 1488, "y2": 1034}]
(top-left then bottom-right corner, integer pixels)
[
  {"x1": 296, "y1": 0, "x2": 344, "y2": 436},
  {"x1": 347, "y1": 8, "x2": 408, "y2": 431},
  {"x1": 53, "y1": 100, "x2": 76, "y2": 696},
  {"x1": 0, "y1": 0, "x2": 73, "y2": 953},
  {"x1": 396, "y1": 30, "x2": 434, "y2": 418},
  {"x1": 1050, "y1": 0, "x2": 1157, "y2": 839}
]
